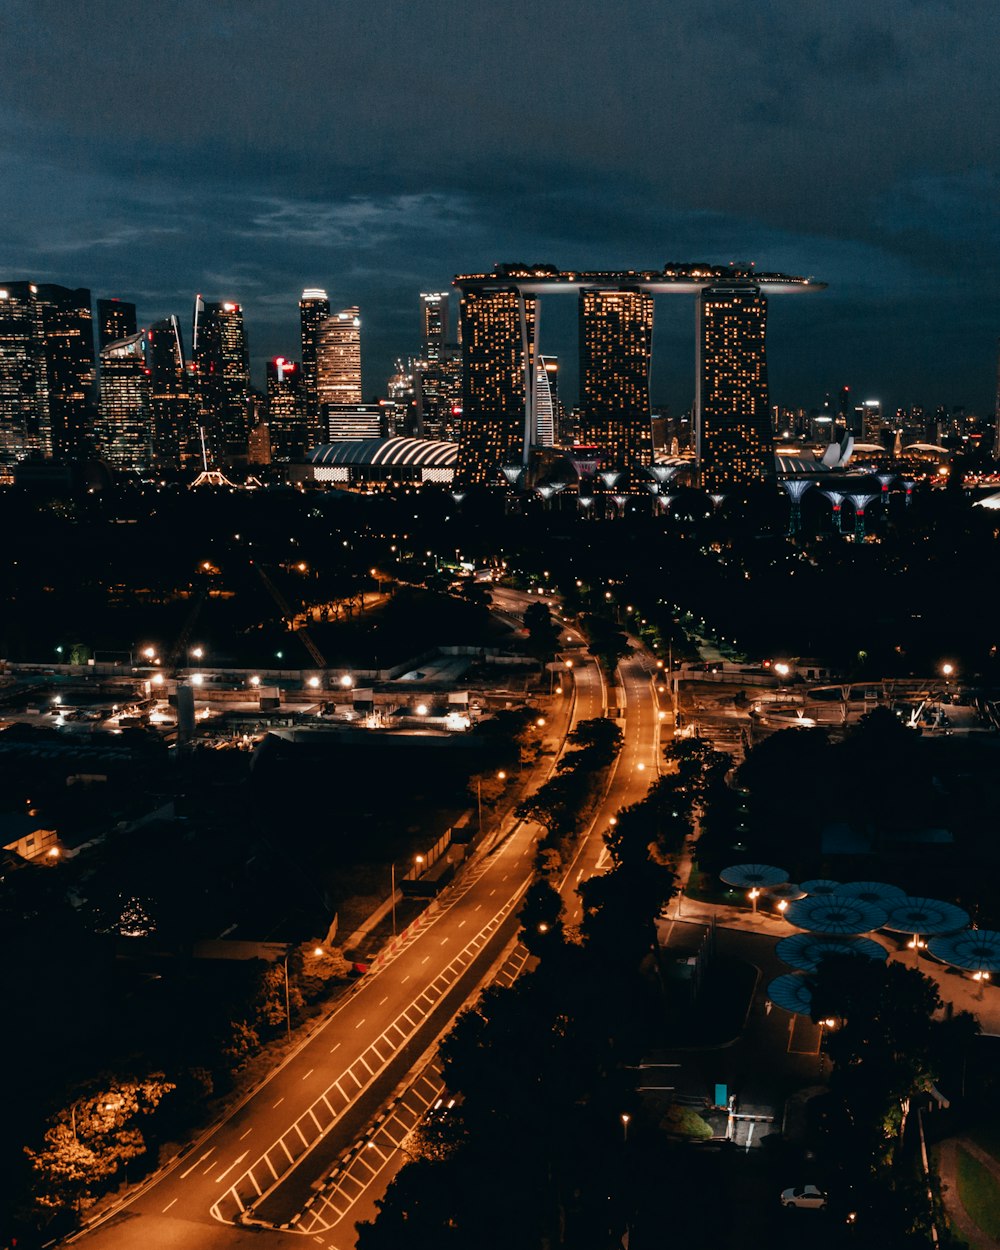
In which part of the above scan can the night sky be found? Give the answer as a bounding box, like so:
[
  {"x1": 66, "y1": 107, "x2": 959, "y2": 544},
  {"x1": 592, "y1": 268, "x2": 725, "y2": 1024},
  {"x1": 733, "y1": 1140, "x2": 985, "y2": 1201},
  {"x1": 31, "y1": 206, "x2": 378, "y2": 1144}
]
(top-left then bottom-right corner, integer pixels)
[{"x1": 1, "y1": 0, "x2": 997, "y2": 414}]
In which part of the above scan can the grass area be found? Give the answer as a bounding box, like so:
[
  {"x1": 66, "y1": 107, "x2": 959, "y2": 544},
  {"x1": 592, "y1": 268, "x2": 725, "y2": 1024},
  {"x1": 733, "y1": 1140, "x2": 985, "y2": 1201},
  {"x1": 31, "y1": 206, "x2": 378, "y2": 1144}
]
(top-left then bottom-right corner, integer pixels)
[
  {"x1": 970, "y1": 1124, "x2": 1000, "y2": 1167},
  {"x1": 956, "y1": 1145, "x2": 1000, "y2": 1242}
]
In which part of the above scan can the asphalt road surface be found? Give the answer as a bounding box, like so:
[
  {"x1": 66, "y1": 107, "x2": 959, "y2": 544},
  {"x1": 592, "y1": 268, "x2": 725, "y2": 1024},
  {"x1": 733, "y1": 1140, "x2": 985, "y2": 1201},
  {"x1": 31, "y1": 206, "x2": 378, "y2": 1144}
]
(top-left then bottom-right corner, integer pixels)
[{"x1": 71, "y1": 592, "x2": 660, "y2": 1250}]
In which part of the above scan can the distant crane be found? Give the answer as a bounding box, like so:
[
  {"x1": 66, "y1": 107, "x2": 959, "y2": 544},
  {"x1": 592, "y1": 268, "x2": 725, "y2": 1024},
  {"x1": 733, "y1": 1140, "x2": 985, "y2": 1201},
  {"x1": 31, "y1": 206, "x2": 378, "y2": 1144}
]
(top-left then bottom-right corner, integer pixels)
[{"x1": 252, "y1": 562, "x2": 327, "y2": 669}]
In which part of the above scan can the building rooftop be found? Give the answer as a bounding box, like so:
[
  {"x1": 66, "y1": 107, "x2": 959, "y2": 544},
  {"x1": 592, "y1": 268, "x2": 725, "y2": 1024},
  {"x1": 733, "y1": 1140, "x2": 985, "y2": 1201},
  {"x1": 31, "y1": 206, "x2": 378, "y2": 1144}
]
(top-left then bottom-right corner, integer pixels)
[{"x1": 453, "y1": 262, "x2": 825, "y2": 294}]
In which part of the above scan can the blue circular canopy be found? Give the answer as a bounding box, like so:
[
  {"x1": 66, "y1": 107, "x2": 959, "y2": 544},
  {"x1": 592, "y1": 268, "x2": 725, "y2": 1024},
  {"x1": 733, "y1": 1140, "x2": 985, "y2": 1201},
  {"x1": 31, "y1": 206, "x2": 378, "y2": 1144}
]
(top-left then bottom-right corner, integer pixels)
[
  {"x1": 785, "y1": 895, "x2": 888, "y2": 935},
  {"x1": 767, "y1": 973, "x2": 814, "y2": 1015},
  {"x1": 800, "y1": 879, "x2": 840, "y2": 896},
  {"x1": 720, "y1": 863, "x2": 789, "y2": 889},
  {"x1": 883, "y1": 898, "x2": 970, "y2": 937},
  {"x1": 929, "y1": 930, "x2": 1000, "y2": 974},
  {"x1": 835, "y1": 881, "x2": 907, "y2": 905},
  {"x1": 776, "y1": 933, "x2": 889, "y2": 972}
]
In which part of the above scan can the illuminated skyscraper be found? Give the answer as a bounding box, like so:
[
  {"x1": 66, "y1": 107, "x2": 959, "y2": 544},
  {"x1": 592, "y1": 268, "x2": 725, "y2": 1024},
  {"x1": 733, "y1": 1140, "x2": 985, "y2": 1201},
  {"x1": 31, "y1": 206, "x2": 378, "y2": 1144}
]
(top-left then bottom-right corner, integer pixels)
[
  {"x1": 579, "y1": 289, "x2": 653, "y2": 471},
  {"x1": 455, "y1": 287, "x2": 536, "y2": 485},
  {"x1": 696, "y1": 286, "x2": 774, "y2": 491},
  {"x1": 533, "y1": 355, "x2": 558, "y2": 447},
  {"x1": 317, "y1": 307, "x2": 362, "y2": 406},
  {"x1": 97, "y1": 298, "x2": 137, "y2": 351},
  {"x1": 192, "y1": 297, "x2": 251, "y2": 459},
  {"x1": 34, "y1": 284, "x2": 96, "y2": 458},
  {"x1": 96, "y1": 332, "x2": 152, "y2": 470},
  {"x1": 0, "y1": 282, "x2": 50, "y2": 462},
  {"x1": 299, "y1": 288, "x2": 330, "y2": 446},
  {"x1": 266, "y1": 356, "x2": 306, "y2": 460},
  {"x1": 147, "y1": 315, "x2": 194, "y2": 470},
  {"x1": 421, "y1": 292, "x2": 449, "y2": 362}
]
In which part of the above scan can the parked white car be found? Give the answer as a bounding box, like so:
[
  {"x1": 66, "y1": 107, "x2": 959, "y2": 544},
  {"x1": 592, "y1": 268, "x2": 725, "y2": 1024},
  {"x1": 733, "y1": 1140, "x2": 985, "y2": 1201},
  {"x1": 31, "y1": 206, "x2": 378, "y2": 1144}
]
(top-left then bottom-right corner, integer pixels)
[{"x1": 780, "y1": 1185, "x2": 828, "y2": 1209}]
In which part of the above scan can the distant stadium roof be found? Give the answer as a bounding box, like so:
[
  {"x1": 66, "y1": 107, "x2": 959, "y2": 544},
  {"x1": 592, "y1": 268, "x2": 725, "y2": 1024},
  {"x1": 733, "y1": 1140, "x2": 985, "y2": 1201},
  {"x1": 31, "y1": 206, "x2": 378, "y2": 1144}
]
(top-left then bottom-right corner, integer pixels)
[
  {"x1": 850, "y1": 442, "x2": 887, "y2": 453},
  {"x1": 309, "y1": 437, "x2": 458, "y2": 468},
  {"x1": 902, "y1": 442, "x2": 950, "y2": 454}
]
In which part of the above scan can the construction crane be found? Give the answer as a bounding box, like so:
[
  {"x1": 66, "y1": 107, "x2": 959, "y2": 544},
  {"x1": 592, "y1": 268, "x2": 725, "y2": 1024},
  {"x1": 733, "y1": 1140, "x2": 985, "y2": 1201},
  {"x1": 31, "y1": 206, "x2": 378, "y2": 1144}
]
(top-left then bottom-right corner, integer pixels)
[
  {"x1": 252, "y1": 562, "x2": 328, "y2": 668},
  {"x1": 164, "y1": 589, "x2": 207, "y2": 675}
]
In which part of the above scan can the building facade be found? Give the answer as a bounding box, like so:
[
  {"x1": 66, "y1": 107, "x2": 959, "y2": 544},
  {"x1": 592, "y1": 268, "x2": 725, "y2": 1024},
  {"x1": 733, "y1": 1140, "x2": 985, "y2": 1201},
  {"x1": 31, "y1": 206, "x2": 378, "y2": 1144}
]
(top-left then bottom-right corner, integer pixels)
[
  {"x1": 324, "y1": 403, "x2": 386, "y2": 441},
  {"x1": 317, "y1": 307, "x2": 362, "y2": 407},
  {"x1": 96, "y1": 332, "x2": 152, "y2": 470},
  {"x1": 421, "y1": 292, "x2": 449, "y2": 361},
  {"x1": 192, "y1": 297, "x2": 251, "y2": 460},
  {"x1": 299, "y1": 288, "x2": 330, "y2": 447},
  {"x1": 696, "y1": 286, "x2": 774, "y2": 491},
  {"x1": 0, "y1": 282, "x2": 96, "y2": 462},
  {"x1": 455, "y1": 287, "x2": 536, "y2": 485},
  {"x1": 579, "y1": 289, "x2": 653, "y2": 472},
  {"x1": 533, "y1": 355, "x2": 558, "y2": 447},
  {"x1": 266, "y1": 356, "x2": 306, "y2": 460},
  {"x1": 147, "y1": 315, "x2": 195, "y2": 470},
  {"x1": 97, "y1": 298, "x2": 137, "y2": 352}
]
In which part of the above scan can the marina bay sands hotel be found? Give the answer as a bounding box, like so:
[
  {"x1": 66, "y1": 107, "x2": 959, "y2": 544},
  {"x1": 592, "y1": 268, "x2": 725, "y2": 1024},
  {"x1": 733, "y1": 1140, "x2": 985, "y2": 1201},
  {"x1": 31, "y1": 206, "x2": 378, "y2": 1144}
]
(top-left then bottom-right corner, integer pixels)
[{"x1": 453, "y1": 262, "x2": 825, "y2": 491}]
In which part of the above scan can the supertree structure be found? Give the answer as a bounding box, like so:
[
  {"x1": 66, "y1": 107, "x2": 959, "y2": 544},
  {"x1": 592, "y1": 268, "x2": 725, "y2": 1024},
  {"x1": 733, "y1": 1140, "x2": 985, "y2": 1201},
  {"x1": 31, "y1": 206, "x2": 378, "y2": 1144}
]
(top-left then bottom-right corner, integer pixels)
[
  {"x1": 820, "y1": 490, "x2": 845, "y2": 533},
  {"x1": 847, "y1": 492, "x2": 878, "y2": 540},
  {"x1": 902, "y1": 479, "x2": 915, "y2": 506},
  {"x1": 876, "y1": 472, "x2": 895, "y2": 497},
  {"x1": 781, "y1": 478, "x2": 812, "y2": 535},
  {"x1": 650, "y1": 464, "x2": 679, "y2": 486}
]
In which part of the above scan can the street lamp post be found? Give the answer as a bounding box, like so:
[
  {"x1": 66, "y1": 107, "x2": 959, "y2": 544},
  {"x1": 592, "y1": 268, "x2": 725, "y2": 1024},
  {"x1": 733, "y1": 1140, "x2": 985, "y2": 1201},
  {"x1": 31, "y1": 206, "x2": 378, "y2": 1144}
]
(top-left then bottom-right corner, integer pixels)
[
  {"x1": 621, "y1": 1112, "x2": 630, "y2": 1144},
  {"x1": 748, "y1": 887, "x2": 760, "y2": 916}
]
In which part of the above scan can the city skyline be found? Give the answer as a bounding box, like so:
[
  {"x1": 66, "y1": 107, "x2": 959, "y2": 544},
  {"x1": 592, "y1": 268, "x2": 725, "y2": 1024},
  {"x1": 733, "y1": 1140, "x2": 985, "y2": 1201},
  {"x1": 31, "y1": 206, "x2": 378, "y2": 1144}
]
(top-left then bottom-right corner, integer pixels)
[{"x1": 0, "y1": 4, "x2": 996, "y2": 416}]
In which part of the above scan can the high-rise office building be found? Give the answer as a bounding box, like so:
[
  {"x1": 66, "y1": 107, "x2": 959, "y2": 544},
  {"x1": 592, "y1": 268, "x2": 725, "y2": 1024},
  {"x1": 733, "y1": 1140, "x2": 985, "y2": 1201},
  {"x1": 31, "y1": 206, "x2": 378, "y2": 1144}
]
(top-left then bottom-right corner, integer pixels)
[
  {"x1": 0, "y1": 283, "x2": 95, "y2": 461},
  {"x1": 579, "y1": 289, "x2": 653, "y2": 471},
  {"x1": 421, "y1": 292, "x2": 449, "y2": 362},
  {"x1": 147, "y1": 315, "x2": 194, "y2": 470},
  {"x1": 266, "y1": 356, "x2": 306, "y2": 460},
  {"x1": 533, "y1": 355, "x2": 559, "y2": 447},
  {"x1": 455, "y1": 287, "x2": 537, "y2": 485},
  {"x1": 859, "y1": 399, "x2": 884, "y2": 444},
  {"x1": 35, "y1": 285, "x2": 96, "y2": 458},
  {"x1": 97, "y1": 299, "x2": 137, "y2": 351},
  {"x1": 696, "y1": 286, "x2": 774, "y2": 491},
  {"x1": 0, "y1": 282, "x2": 50, "y2": 462},
  {"x1": 192, "y1": 297, "x2": 251, "y2": 459},
  {"x1": 299, "y1": 288, "x2": 330, "y2": 446},
  {"x1": 317, "y1": 307, "x2": 362, "y2": 407},
  {"x1": 96, "y1": 332, "x2": 152, "y2": 471}
]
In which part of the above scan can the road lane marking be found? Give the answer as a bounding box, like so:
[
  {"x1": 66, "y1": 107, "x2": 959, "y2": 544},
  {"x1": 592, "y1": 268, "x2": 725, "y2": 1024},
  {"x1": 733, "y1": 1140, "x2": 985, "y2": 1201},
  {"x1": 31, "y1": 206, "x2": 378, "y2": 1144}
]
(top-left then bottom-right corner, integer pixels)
[
  {"x1": 457, "y1": 919, "x2": 466, "y2": 928},
  {"x1": 401, "y1": 974, "x2": 410, "y2": 983},
  {"x1": 179, "y1": 1147, "x2": 215, "y2": 1179},
  {"x1": 379, "y1": 995, "x2": 389, "y2": 1005},
  {"x1": 421, "y1": 955, "x2": 430, "y2": 964},
  {"x1": 214, "y1": 1152, "x2": 247, "y2": 1184},
  {"x1": 239, "y1": 1128, "x2": 253, "y2": 1140},
  {"x1": 272, "y1": 1097, "x2": 284, "y2": 1108},
  {"x1": 439, "y1": 937, "x2": 449, "y2": 945},
  {"x1": 330, "y1": 1042, "x2": 341, "y2": 1053},
  {"x1": 302, "y1": 1068, "x2": 314, "y2": 1080},
  {"x1": 162, "y1": 1198, "x2": 177, "y2": 1212},
  {"x1": 354, "y1": 1018, "x2": 366, "y2": 1029}
]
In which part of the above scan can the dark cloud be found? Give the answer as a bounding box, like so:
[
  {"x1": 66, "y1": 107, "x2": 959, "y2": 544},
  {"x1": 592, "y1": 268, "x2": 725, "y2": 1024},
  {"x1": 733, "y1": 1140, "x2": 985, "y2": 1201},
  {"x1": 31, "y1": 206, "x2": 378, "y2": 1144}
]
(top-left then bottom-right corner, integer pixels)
[{"x1": 0, "y1": 0, "x2": 996, "y2": 411}]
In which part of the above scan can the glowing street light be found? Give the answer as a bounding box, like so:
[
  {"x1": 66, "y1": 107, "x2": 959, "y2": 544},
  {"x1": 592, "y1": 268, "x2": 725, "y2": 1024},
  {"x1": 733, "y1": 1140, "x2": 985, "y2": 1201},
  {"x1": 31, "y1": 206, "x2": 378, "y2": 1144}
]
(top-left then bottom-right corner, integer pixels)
[
  {"x1": 416, "y1": 703, "x2": 428, "y2": 716},
  {"x1": 191, "y1": 646, "x2": 204, "y2": 660},
  {"x1": 340, "y1": 674, "x2": 354, "y2": 688},
  {"x1": 621, "y1": 1112, "x2": 631, "y2": 1143},
  {"x1": 190, "y1": 673, "x2": 204, "y2": 686},
  {"x1": 307, "y1": 676, "x2": 321, "y2": 689},
  {"x1": 249, "y1": 675, "x2": 261, "y2": 688},
  {"x1": 748, "y1": 887, "x2": 761, "y2": 915},
  {"x1": 142, "y1": 646, "x2": 156, "y2": 661}
]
